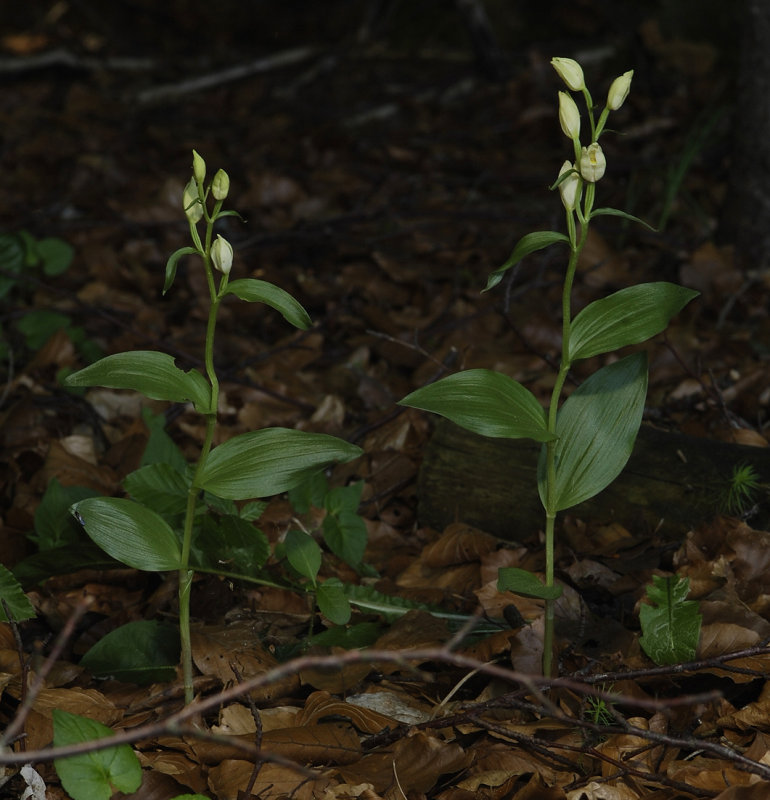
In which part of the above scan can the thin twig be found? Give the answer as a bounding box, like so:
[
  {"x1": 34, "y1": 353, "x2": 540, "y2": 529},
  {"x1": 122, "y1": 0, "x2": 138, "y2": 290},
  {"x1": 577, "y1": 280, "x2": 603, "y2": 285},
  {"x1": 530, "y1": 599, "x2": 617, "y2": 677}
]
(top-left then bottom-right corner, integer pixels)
[{"x1": 0, "y1": 595, "x2": 92, "y2": 749}]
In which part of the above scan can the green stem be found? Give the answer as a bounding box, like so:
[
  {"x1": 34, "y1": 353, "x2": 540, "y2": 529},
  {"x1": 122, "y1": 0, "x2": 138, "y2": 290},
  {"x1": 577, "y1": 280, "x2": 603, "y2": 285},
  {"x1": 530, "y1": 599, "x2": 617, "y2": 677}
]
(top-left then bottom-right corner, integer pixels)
[
  {"x1": 177, "y1": 210, "x2": 223, "y2": 705},
  {"x1": 541, "y1": 182, "x2": 594, "y2": 677}
]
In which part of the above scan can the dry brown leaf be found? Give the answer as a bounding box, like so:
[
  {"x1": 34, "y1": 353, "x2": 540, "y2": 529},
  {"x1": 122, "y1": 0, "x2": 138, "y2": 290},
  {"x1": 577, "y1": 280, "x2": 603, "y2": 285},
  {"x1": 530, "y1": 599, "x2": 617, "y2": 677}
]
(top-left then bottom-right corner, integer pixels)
[
  {"x1": 208, "y1": 759, "x2": 329, "y2": 800},
  {"x1": 565, "y1": 781, "x2": 641, "y2": 800},
  {"x1": 712, "y1": 783, "x2": 770, "y2": 800},
  {"x1": 421, "y1": 523, "x2": 499, "y2": 568},
  {"x1": 667, "y1": 755, "x2": 755, "y2": 792},
  {"x1": 458, "y1": 742, "x2": 565, "y2": 791},
  {"x1": 337, "y1": 729, "x2": 470, "y2": 796},
  {"x1": 190, "y1": 621, "x2": 300, "y2": 700},
  {"x1": 299, "y1": 689, "x2": 403, "y2": 731}
]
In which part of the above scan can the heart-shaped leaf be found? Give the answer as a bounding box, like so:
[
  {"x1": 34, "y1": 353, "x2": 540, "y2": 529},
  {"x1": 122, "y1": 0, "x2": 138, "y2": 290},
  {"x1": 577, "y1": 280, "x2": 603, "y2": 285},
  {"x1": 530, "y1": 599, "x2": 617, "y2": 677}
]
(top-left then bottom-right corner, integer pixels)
[{"x1": 53, "y1": 710, "x2": 142, "y2": 800}]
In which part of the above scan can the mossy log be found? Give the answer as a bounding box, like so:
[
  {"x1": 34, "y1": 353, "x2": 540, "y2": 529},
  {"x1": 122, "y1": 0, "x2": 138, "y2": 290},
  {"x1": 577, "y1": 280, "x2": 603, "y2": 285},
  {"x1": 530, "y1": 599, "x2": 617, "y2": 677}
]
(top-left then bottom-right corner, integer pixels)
[{"x1": 417, "y1": 420, "x2": 770, "y2": 540}]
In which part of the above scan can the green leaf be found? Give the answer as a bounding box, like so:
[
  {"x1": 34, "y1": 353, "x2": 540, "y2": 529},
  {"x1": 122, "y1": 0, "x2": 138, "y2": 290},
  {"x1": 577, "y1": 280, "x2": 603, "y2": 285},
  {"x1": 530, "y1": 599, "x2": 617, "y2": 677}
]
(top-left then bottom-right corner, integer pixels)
[
  {"x1": 72, "y1": 497, "x2": 182, "y2": 571},
  {"x1": 170, "y1": 796, "x2": 211, "y2": 800},
  {"x1": 13, "y1": 543, "x2": 117, "y2": 587},
  {"x1": 140, "y1": 408, "x2": 188, "y2": 472},
  {"x1": 497, "y1": 567, "x2": 562, "y2": 600},
  {"x1": 639, "y1": 575, "x2": 701, "y2": 665},
  {"x1": 323, "y1": 511, "x2": 367, "y2": 567},
  {"x1": 239, "y1": 500, "x2": 268, "y2": 521},
  {"x1": 285, "y1": 529, "x2": 321, "y2": 581},
  {"x1": 324, "y1": 482, "x2": 363, "y2": 516},
  {"x1": 484, "y1": 231, "x2": 570, "y2": 291},
  {"x1": 197, "y1": 428, "x2": 362, "y2": 500},
  {"x1": 341, "y1": 583, "x2": 477, "y2": 626},
  {"x1": 570, "y1": 283, "x2": 699, "y2": 362},
  {"x1": 80, "y1": 620, "x2": 180, "y2": 684},
  {"x1": 0, "y1": 564, "x2": 35, "y2": 621},
  {"x1": 538, "y1": 352, "x2": 648, "y2": 512},
  {"x1": 191, "y1": 514, "x2": 269, "y2": 574},
  {"x1": 16, "y1": 310, "x2": 71, "y2": 349},
  {"x1": 307, "y1": 621, "x2": 383, "y2": 649},
  {"x1": 64, "y1": 351, "x2": 212, "y2": 412},
  {"x1": 123, "y1": 463, "x2": 190, "y2": 518},
  {"x1": 53, "y1": 710, "x2": 142, "y2": 800},
  {"x1": 400, "y1": 369, "x2": 554, "y2": 442},
  {"x1": 589, "y1": 207, "x2": 656, "y2": 230},
  {"x1": 288, "y1": 471, "x2": 329, "y2": 514},
  {"x1": 163, "y1": 246, "x2": 199, "y2": 294},
  {"x1": 31, "y1": 479, "x2": 101, "y2": 550},
  {"x1": 36, "y1": 237, "x2": 74, "y2": 276},
  {"x1": 225, "y1": 278, "x2": 312, "y2": 330},
  {"x1": 316, "y1": 578, "x2": 351, "y2": 625}
]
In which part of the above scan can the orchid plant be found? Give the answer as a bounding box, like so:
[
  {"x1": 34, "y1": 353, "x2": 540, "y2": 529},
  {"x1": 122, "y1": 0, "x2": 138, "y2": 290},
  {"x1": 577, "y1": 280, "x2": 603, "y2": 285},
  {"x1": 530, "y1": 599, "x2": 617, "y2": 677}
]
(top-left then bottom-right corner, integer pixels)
[
  {"x1": 64, "y1": 152, "x2": 362, "y2": 703},
  {"x1": 400, "y1": 59, "x2": 698, "y2": 675}
]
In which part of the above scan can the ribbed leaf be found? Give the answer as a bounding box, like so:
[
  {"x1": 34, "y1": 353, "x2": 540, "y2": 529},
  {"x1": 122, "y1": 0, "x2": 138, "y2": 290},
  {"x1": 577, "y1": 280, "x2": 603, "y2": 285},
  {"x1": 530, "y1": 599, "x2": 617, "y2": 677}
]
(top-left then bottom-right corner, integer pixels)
[
  {"x1": 71, "y1": 497, "x2": 182, "y2": 571},
  {"x1": 64, "y1": 352, "x2": 211, "y2": 412},
  {"x1": 538, "y1": 352, "x2": 647, "y2": 512},
  {"x1": 197, "y1": 428, "x2": 362, "y2": 500},
  {"x1": 570, "y1": 282, "x2": 699, "y2": 362},
  {"x1": 400, "y1": 369, "x2": 554, "y2": 442},
  {"x1": 225, "y1": 279, "x2": 312, "y2": 330},
  {"x1": 639, "y1": 575, "x2": 701, "y2": 665},
  {"x1": 485, "y1": 231, "x2": 570, "y2": 291}
]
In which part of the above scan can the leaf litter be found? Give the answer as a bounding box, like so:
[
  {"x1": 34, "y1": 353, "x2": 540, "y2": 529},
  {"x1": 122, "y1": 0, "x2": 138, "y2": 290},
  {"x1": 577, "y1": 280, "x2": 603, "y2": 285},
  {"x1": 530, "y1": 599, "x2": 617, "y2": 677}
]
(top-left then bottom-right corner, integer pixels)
[{"x1": 1, "y1": 2, "x2": 770, "y2": 798}]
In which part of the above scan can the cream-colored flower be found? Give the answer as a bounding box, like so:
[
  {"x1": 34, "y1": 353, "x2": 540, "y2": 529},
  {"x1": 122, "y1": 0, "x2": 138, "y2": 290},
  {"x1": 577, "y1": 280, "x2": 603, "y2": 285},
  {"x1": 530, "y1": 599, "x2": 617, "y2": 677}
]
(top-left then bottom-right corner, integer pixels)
[
  {"x1": 212, "y1": 169, "x2": 230, "y2": 201},
  {"x1": 211, "y1": 235, "x2": 233, "y2": 275},
  {"x1": 557, "y1": 160, "x2": 580, "y2": 211},
  {"x1": 607, "y1": 70, "x2": 633, "y2": 111},
  {"x1": 183, "y1": 178, "x2": 203, "y2": 223},
  {"x1": 551, "y1": 57, "x2": 585, "y2": 92},
  {"x1": 579, "y1": 143, "x2": 606, "y2": 183},
  {"x1": 558, "y1": 91, "x2": 581, "y2": 141}
]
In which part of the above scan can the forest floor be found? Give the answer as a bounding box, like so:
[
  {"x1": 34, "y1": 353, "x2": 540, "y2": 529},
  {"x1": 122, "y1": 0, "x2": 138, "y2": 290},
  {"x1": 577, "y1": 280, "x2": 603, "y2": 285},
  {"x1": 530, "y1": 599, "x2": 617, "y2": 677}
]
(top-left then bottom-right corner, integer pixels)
[{"x1": 2, "y1": 2, "x2": 770, "y2": 799}]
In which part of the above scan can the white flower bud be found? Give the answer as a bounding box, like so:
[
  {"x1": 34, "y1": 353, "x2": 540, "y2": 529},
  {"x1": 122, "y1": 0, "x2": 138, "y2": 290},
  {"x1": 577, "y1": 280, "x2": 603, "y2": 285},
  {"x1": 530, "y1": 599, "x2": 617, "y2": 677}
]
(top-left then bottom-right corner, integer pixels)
[
  {"x1": 607, "y1": 70, "x2": 633, "y2": 111},
  {"x1": 211, "y1": 234, "x2": 233, "y2": 275},
  {"x1": 212, "y1": 169, "x2": 230, "y2": 201},
  {"x1": 579, "y1": 143, "x2": 606, "y2": 183},
  {"x1": 551, "y1": 57, "x2": 585, "y2": 92},
  {"x1": 183, "y1": 178, "x2": 203, "y2": 223},
  {"x1": 557, "y1": 160, "x2": 580, "y2": 211},
  {"x1": 192, "y1": 150, "x2": 206, "y2": 184},
  {"x1": 558, "y1": 91, "x2": 581, "y2": 141}
]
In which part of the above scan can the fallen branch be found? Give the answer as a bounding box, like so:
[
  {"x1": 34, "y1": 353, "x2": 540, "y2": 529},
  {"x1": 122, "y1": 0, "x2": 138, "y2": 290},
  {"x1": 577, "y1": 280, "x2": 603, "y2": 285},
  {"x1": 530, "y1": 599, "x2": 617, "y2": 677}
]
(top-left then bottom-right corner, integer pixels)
[{"x1": 137, "y1": 46, "x2": 319, "y2": 104}]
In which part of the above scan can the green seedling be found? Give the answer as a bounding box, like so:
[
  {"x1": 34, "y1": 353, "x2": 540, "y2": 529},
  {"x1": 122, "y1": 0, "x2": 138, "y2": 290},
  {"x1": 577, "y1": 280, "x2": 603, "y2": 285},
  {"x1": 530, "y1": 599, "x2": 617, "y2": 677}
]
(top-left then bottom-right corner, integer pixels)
[
  {"x1": 721, "y1": 462, "x2": 763, "y2": 517},
  {"x1": 639, "y1": 575, "x2": 701, "y2": 665},
  {"x1": 0, "y1": 230, "x2": 100, "y2": 366},
  {"x1": 399, "y1": 58, "x2": 698, "y2": 675},
  {"x1": 63, "y1": 152, "x2": 362, "y2": 704}
]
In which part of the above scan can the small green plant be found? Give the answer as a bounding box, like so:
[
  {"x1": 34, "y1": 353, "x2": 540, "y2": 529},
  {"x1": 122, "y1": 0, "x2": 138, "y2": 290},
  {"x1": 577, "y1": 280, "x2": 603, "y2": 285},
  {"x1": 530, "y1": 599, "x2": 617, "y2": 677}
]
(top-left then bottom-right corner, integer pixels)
[
  {"x1": 63, "y1": 152, "x2": 362, "y2": 704},
  {"x1": 0, "y1": 230, "x2": 100, "y2": 365},
  {"x1": 639, "y1": 575, "x2": 701, "y2": 665},
  {"x1": 721, "y1": 462, "x2": 762, "y2": 517},
  {"x1": 399, "y1": 58, "x2": 698, "y2": 675}
]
